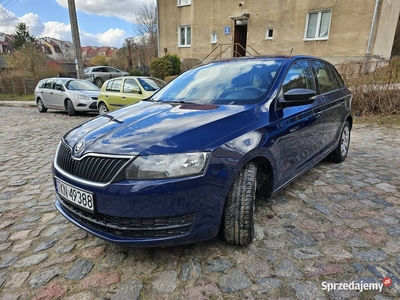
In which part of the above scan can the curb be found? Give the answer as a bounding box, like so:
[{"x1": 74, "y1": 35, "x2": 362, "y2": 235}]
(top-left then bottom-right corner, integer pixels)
[{"x1": 0, "y1": 101, "x2": 36, "y2": 108}]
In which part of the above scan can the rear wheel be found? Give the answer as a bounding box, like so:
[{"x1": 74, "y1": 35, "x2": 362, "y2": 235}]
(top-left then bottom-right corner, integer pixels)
[
  {"x1": 94, "y1": 77, "x2": 103, "y2": 87},
  {"x1": 67, "y1": 99, "x2": 76, "y2": 116},
  {"x1": 98, "y1": 102, "x2": 109, "y2": 115},
  {"x1": 223, "y1": 162, "x2": 257, "y2": 246},
  {"x1": 327, "y1": 121, "x2": 350, "y2": 163},
  {"x1": 37, "y1": 98, "x2": 47, "y2": 113}
]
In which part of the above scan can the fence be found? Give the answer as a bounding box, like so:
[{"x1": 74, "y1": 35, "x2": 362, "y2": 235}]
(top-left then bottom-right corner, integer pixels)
[{"x1": 0, "y1": 77, "x2": 37, "y2": 95}]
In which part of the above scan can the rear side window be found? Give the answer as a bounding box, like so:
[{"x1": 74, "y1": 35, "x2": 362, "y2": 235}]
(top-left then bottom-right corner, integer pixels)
[
  {"x1": 44, "y1": 79, "x2": 53, "y2": 89},
  {"x1": 311, "y1": 60, "x2": 336, "y2": 94},
  {"x1": 330, "y1": 65, "x2": 345, "y2": 89},
  {"x1": 106, "y1": 79, "x2": 122, "y2": 92}
]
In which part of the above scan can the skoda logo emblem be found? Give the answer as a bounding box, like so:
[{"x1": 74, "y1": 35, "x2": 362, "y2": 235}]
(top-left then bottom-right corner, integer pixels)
[{"x1": 74, "y1": 141, "x2": 85, "y2": 154}]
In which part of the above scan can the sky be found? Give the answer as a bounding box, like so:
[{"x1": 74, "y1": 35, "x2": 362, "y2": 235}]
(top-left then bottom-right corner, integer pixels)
[{"x1": 0, "y1": 0, "x2": 155, "y2": 47}]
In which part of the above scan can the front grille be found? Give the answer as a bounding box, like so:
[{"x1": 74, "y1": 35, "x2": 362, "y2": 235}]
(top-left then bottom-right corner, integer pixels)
[
  {"x1": 59, "y1": 199, "x2": 194, "y2": 239},
  {"x1": 56, "y1": 141, "x2": 129, "y2": 183}
]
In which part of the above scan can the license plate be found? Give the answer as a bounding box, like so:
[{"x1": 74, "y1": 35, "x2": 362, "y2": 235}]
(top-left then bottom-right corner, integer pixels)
[{"x1": 55, "y1": 178, "x2": 94, "y2": 212}]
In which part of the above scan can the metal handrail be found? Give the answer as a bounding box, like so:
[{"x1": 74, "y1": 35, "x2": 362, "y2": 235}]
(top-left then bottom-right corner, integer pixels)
[{"x1": 201, "y1": 43, "x2": 260, "y2": 63}]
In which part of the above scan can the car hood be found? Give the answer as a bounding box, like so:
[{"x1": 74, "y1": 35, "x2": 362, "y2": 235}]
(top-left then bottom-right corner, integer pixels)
[
  {"x1": 64, "y1": 101, "x2": 258, "y2": 156},
  {"x1": 74, "y1": 90, "x2": 100, "y2": 98}
]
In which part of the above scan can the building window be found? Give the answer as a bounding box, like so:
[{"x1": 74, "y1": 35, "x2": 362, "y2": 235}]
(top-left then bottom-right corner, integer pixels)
[
  {"x1": 178, "y1": 0, "x2": 191, "y2": 6},
  {"x1": 305, "y1": 10, "x2": 331, "y2": 40},
  {"x1": 211, "y1": 32, "x2": 218, "y2": 44},
  {"x1": 266, "y1": 28, "x2": 274, "y2": 39},
  {"x1": 179, "y1": 26, "x2": 191, "y2": 47}
]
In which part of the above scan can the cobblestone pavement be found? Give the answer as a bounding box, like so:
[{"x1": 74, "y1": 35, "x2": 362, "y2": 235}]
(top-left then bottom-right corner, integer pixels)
[{"x1": 0, "y1": 106, "x2": 399, "y2": 300}]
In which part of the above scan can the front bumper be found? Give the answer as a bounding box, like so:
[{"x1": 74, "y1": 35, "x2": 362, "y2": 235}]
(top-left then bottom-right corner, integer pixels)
[
  {"x1": 53, "y1": 166, "x2": 229, "y2": 247},
  {"x1": 74, "y1": 100, "x2": 98, "y2": 112}
]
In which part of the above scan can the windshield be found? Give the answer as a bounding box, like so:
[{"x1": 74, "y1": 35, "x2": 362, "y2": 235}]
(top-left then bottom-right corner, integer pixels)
[
  {"x1": 63, "y1": 79, "x2": 100, "y2": 91},
  {"x1": 152, "y1": 59, "x2": 283, "y2": 105},
  {"x1": 138, "y1": 78, "x2": 166, "y2": 91}
]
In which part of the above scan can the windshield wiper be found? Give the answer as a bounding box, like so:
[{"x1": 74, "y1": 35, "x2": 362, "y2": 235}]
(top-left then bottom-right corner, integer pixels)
[{"x1": 101, "y1": 114, "x2": 123, "y2": 123}]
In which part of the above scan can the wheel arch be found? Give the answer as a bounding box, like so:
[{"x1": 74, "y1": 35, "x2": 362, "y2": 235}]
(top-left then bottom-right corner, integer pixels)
[
  {"x1": 222, "y1": 149, "x2": 277, "y2": 203},
  {"x1": 64, "y1": 98, "x2": 71, "y2": 110}
]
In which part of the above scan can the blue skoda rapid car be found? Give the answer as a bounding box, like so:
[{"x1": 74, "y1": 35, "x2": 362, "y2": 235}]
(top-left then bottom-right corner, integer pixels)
[{"x1": 52, "y1": 56, "x2": 352, "y2": 247}]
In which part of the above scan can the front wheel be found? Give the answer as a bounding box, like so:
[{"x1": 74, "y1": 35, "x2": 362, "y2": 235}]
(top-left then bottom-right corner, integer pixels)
[
  {"x1": 327, "y1": 121, "x2": 350, "y2": 163},
  {"x1": 94, "y1": 77, "x2": 103, "y2": 87},
  {"x1": 223, "y1": 162, "x2": 257, "y2": 246},
  {"x1": 67, "y1": 99, "x2": 76, "y2": 116},
  {"x1": 37, "y1": 98, "x2": 47, "y2": 113},
  {"x1": 98, "y1": 102, "x2": 109, "y2": 115}
]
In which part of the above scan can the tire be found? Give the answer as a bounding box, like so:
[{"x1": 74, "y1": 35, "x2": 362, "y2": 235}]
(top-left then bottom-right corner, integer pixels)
[
  {"x1": 37, "y1": 98, "x2": 47, "y2": 113},
  {"x1": 98, "y1": 102, "x2": 109, "y2": 115},
  {"x1": 67, "y1": 99, "x2": 76, "y2": 116},
  {"x1": 327, "y1": 121, "x2": 350, "y2": 163},
  {"x1": 94, "y1": 77, "x2": 103, "y2": 87},
  {"x1": 223, "y1": 162, "x2": 257, "y2": 246}
]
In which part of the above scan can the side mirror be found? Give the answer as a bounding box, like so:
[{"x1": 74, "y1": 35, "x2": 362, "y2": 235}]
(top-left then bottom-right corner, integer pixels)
[
  {"x1": 131, "y1": 88, "x2": 142, "y2": 94},
  {"x1": 279, "y1": 88, "x2": 317, "y2": 107}
]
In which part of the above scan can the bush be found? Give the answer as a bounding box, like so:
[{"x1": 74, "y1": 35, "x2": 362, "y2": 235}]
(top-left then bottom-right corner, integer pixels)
[
  {"x1": 129, "y1": 68, "x2": 143, "y2": 76},
  {"x1": 338, "y1": 58, "x2": 400, "y2": 116},
  {"x1": 180, "y1": 58, "x2": 201, "y2": 73},
  {"x1": 163, "y1": 54, "x2": 181, "y2": 76},
  {"x1": 150, "y1": 57, "x2": 173, "y2": 80}
]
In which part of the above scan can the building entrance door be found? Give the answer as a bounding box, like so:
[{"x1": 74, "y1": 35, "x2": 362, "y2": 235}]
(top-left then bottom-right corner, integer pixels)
[{"x1": 234, "y1": 20, "x2": 247, "y2": 57}]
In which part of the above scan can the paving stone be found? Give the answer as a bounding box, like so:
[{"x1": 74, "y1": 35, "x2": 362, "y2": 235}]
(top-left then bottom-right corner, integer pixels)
[
  {"x1": 355, "y1": 250, "x2": 389, "y2": 262},
  {"x1": 12, "y1": 240, "x2": 33, "y2": 252},
  {"x1": 289, "y1": 280, "x2": 326, "y2": 300},
  {"x1": 29, "y1": 268, "x2": 63, "y2": 288},
  {"x1": 372, "y1": 198, "x2": 394, "y2": 207},
  {"x1": 111, "y1": 279, "x2": 143, "y2": 300},
  {"x1": 321, "y1": 245, "x2": 353, "y2": 260},
  {"x1": 0, "y1": 254, "x2": 20, "y2": 269},
  {"x1": 387, "y1": 225, "x2": 400, "y2": 237},
  {"x1": 152, "y1": 271, "x2": 177, "y2": 293},
  {"x1": 65, "y1": 259, "x2": 94, "y2": 281},
  {"x1": 54, "y1": 244, "x2": 76, "y2": 253},
  {"x1": 41, "y1": 224, "x2": 69, "y2": 237},
  {"x1": 207, "y1": 258, "x2": 234, "y2": 272},
  {"x1": 276, "y1": 259, "x2": 303, "y2": 278},
  {"x1": 14, "y1": 253, "x2": 48, "y2": 268},
  {"x1": 32, "y1": 282, "x2": 68, "y2": 300},
  {"x1": 5, "y1": 271, "x2": 30, "y2": 288},
  {"x1": 289, "y1": 235, "x2": 317, "y2": 247},
  {"x1": 33, "y1": 239, "x2": 59, "y2": 253},
  {"x1": 293, "y1": 247, "x2": 321, "y2": 259},
  {"x1": 64, "y1": 292, "x2": 95, "y2": 300},
  {"x1": 218, "y1": 269, "x2": 252, "y2": 293},
  {"x1": 0, "y1": 231, "x2": 11, "y2": 243},
  {"x1": 257, "y1": 278, "x2": 282, "y2": 294},
  {"x1": 305, "y1": 263, "x2": 343, "y2": 276},
  {"x1": 181, "y1": 258, "x2": 201, "y2": 282},
  {"x1": 346, "y1": 237, "x2": 371, "y2": 248},
  {"x1": 80, "y1": 271, "x2": 120, "y2": 288},
  {"x1": 0, "y1": 271, "x2": 7, "y2": 288},
  {"x1": 184, "y1": 282, "x2": 222, "y2": 299},
  {"x1": 313, "y1": 204, "x2": 331, "y2": 215}
]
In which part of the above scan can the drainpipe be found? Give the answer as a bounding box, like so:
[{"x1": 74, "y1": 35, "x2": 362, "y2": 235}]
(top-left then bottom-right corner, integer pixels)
[
  {"x1": 156, "y1": 0, "x2": 160, "y2": 58},
  {"x1": 366, "y1": 0, "x2": 380, "y2": 56}
]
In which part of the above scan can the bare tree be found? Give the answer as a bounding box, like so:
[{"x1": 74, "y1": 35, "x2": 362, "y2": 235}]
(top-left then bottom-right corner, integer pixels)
[{"x1": 132, "y1": 2, "x2": 158, "y2": 67}]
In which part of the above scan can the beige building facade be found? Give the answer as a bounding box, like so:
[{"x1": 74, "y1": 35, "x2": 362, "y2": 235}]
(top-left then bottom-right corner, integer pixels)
[{"x1": 157, "y1": 0, "x2": 400, "y2": 64}]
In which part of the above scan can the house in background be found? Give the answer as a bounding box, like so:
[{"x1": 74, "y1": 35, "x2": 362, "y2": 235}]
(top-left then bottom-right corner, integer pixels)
[
  {"x1": 157, "y1": 0, "x2": 400, "y2": 64},
  {"x1": 0, "y1": 33, "x2": 13, "y2": 54}
]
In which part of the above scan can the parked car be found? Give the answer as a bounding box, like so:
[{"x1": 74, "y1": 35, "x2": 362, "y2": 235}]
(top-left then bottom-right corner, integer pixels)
[
  {"x1": 97, "y1": 76, "x2": 167, "y2": 114},
  {"x1": 35, "y1": 78, "x2": 100, "y2": 116},
  {"x1": 84, "y1": 66, "x2": 129, "y2": 87},
  {"x1": 52, "y1": 55, "x2": 352, "y2": 247}
]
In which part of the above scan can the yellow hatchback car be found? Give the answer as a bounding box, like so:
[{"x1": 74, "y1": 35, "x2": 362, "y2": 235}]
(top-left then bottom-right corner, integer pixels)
[{"x1": 97, "y1": 76, "x2": 167, "y2": 114}]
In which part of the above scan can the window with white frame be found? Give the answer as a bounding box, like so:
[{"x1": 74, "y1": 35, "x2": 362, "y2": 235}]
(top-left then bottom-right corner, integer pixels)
[
  {"x1": 178, "y1": 0, "x2": 191, "y2": 6},
  {"x1": 211, "y1": 32, "x2": 218, "y2": 44},
  {"x1": 305, "y1": 10, "x2": 331, "y2": 40},
  {"x1": 266, "y1": 28, "x2": 274, "y2": 39},
  {"x1": 179, "y1": 26, "x2": 191, "y2": 47}
]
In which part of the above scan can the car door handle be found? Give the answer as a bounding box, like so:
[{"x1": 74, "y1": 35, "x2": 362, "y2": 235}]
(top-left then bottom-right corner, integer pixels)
[{"x1": 314, "y1": 108, "x2": 322, "y2": 118}]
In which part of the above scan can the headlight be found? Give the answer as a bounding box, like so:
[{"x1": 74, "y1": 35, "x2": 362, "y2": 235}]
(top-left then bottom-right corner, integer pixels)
[
  {"x1": 125, "y1": 152, "x2": 210, "y2": 179},
  {"x1": 74, "y1": 93, "x2": 91, "y2": 100}
]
